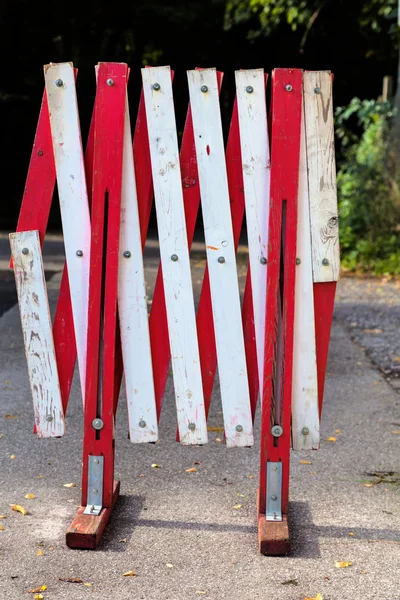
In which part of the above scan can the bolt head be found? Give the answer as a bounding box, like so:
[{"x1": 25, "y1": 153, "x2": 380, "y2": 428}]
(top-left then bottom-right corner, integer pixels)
[
  {"x1": 55, "y1": 79, "x2": 63, "y2": 87},
  {"x1": 296, "y1": 258, "x2": 301, "y2": 265},
  {"x1": 46, "y1": 415, "x2": 53, "y2": 422},
  {"x1": 76, "y1": 250, "x2": 83, "y2": 257},
  {"x1": 314, "y1": 87, "x2": 321, "y2": 94},
  {"x1": 94, "y1": 459, "x2": 100, "y2": 464},
  {"x1": 218, "y1": 256, "x2": 225, "y2": 264},
  {"x1": 235, "y1": 424, "x2": 243, "y2": 432},
  {"x1": 271, "y1": 425, "x2": 283, "y2": 437},
  {"x1": 139, "y1": 420, "x2": 146, "y2": 428},
  {"x1": 260, "y1": 257, "x2": 267, "y2": 265},
  {"x1": 92, "y1": 489, "x2": 99, "y2": 494},
  {"x1": 152, "y1": 82, "x2": 161, "y2": 91},
  {"x1": 106, "y1": 78, "x2": 114, "y2": 86},
  {"x1": 188, "y1": 422, "x2": 196, "y2": 431},
  {"x1": 246, "y1": 85, "x2": 254, "y2": 94},
  {"x1": 271, "y1": 494, "x2": 278, "y2": 501},
  {"x1": 37, "y1": 150, "x2": 43, "y2": 156},
  {"x1": 22, "y1": 247, "x2": 29, "y2": 255},
  {"x1": 322, "y1": 258, "x2": 330, "y2": 266},
  {"x1": 92, "y1": 418, "x2": 104, "y2": 430},
  {"x1": 272, "y1": 465, "x2": 278, "y2": 471},
  {"x1": 123, "y1": 250, "x2": 131, "y2": 258},
  {"x1": 171, "y1": 254, "x2": 178, "y2": 262},
  {"x1": 201, "y1": 85, "x2": 208, "y2": 93},
  {"x1": 285, "y1": 84, "x2": 293, "y2": 92},
  {"x1": 302, "y1": 427, "x2": 310, "y2": 436}
]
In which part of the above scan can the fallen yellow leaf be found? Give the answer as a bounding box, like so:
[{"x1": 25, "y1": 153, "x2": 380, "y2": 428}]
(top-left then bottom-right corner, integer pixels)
[
  {"x1": 348, "y1": 532, "x2": 355, "y2": 537},
  {"x1": 28, "y1": 586, "x2": 47, "y2": 593},
  {"x1": 185, "y1": 467, "x2": 197, "y2": 473},
  {"x1": 151, "y1": 463, "x2": 160, "y2": 469},
  {"x1": 63, "y1": 483, "x2": 76, "y2": 488},
  {"x1": 233, "y1": 504, "x2": 243, "y2": 510},
  {"x1": 304, "y1": 595, "x2": 323, "y2": 600},
  {"x1": 363, "y1": 328, "x2": 382, "y2": 334},
  {"x1": 215, "y1": 437, "x2": 222, "y2": 443},
  {"x1": 36, "y1": 549, "x2": 43, "y2": 556},
  {"x1": 9, "y1": 504, "x2": 28, "y2": 515},
  {"x1": 326, "y1": 437, "x2": 337, "y2": 442},
  {"x1": 207, "y1": 426, "x2": 224, "y2": 432},
  {"x1": 249, "y1": 475, "x2": 254, "y2": 479},
  {"x1": 25, "y1": 493, "x2": 36, "y2": 499},
  {"x1": 335, "y1": 429, "x2": 341, "y2": 433},
  {"x1": 335, "y1": 561, "x2": 352, "y2": 568},
  {"x1": 33, "y1": 595, "x2": 44, "y2": 600},
  {"x1": 119, "y1": 539, "x2": 127, "y2": 543},
  {"x1": 84, "y1": 583, "x2": 92, "y2": 587},
  {"x1": 0, "y1": 525, "x2": 4, "y2": 531},
  {"x1": 122, "y1": 571, "x2": 135, "y2": 577},
  {"x1": 311, "y1": 471, "x2": 317, "y2": 475},
  {"x1": 363, "y1": 483, "x2": 374, "y2": 487},
  {"x1": 392, "y1": 430, "x2": 400, "y2": 435},
  {"x1": 4, "y1": 414, "x2": 17, "y2": 418},
  {"x1": 0, "y1": 515, "x2": 6, "y2": 519},
  {"x1": 166, "y1": 563, "x2": 173, "y2": 568},
  {"x1": 10, "y1": 454, "x2": 16, "y2": 459},
  {"x1": 139, "y1": 473, "x2": 145, "y2": 477},
  {"x1": 300, "y1": 460, "x2": 312, "y2": 465},
  {"x1": 196, "y1": 592, "x2": 206, "y2": 595}
]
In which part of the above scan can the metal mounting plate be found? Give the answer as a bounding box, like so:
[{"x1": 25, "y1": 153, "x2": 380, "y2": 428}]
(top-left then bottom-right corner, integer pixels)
[
  {"x1": 266, "y1": 462, "x2": 282, "y2": 522},
  {"x1": 83, "y1": 455, "x2": 104, "y2": 516}
]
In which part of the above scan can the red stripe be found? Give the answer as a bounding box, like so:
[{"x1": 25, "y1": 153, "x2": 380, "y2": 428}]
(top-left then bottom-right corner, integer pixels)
[{"x1": 313, "y1": 281, "x2": 336, "y2": 416}]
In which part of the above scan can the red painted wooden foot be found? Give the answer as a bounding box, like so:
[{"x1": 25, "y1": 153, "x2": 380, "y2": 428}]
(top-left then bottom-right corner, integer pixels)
[
  {"x1": 66, "y1": 480, "x2": 120, "y2": 550},
  {"x1": 257, "y1": 490, "x2": 290, "y2": 556}
]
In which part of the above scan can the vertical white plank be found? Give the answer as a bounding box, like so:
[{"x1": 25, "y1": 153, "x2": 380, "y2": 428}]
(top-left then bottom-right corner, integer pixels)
[
  {"x1": 142, "y1": 66, "x2": 207, "y2": 445},
  {"x1": 303, "y1": 71, "x2": 339, "y2": 283},
  {"x1": 10, "y1": 231, "x2": 65, "y2": 438},
  {"x1": 235, "y1": 69, "x2": 270, "y2": 392},
  {"x1": 118, "y1": 92, "x2": 158, "y2": 443},
  {"x1": 188, "y1": 68, "x2": 253, "y2": 448},
  {"x1": 291, "y1": 109, "x2": 320, "y2": 451},
  {"x1": 44, "y1": 62, "x2": 90, "y2": 403}
]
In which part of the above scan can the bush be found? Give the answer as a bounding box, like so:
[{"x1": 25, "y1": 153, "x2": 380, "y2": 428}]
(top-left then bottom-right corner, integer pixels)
[{"x1": 336, "y1": 97, "x2": 400, "y2": 275}]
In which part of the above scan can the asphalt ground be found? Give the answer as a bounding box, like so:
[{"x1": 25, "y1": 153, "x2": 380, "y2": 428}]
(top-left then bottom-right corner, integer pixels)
[{"x1": 0, "y1": 240, "x2": 399, "y2": 599}]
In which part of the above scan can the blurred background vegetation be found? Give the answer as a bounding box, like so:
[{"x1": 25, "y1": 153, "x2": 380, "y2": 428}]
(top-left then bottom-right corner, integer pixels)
[{"x1": 1, "y1": 0, "x2": 400, "y2": 274}]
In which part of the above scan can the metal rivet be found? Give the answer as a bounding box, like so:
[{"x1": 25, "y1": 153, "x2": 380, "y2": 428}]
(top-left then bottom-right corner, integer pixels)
[
  {"x1": 123, "y1": 251, "x2": 131, "y2": 258},
  {"x1": 218, "y1": 256, "x2": 225, "y2": 264},
  {"x1": 322, "y1": 258, "x2": 330, "y2": 266},
  {"x1": 46, "y1": 415, "x2": 53, "y2": 422},
  {"x1": 76, "y1": 250, "x2": 83, "y2": 257},
  {"x1": 235, "y1": 424, "x2": 243, "y2": 432},
  {"x1": 22, "y1": 247, "x2": 29, "y2": 255},
  {"x1": 272, "y1": 465, "x2": 278, "y2": 471},
  {"x1": 55, "y1": 79, "x2": 63, "y2": 87},
  {"x1": 285, "y1": 84, "x2": 293, "y2": 92},
  {"x1": 94, "y1": 459, "x2": 99, "y2": 464},
  {"x1": 106, "y1": 78, "x2": 114, "y2": 86},
  {"x1": 260, "y1": 257, "x2": 267, "y2": 265},
  {"x1": 271, "y1": 494, "x2": 278, "y2": 501},
  {"x1": 92, "y1": 489, "x2": 99, "y2": 495},
  {"x1": 271, "y1": 425, "x2": 283, "y2": 437},
  {"x1": 152, "y1": 83, "x2": 161, "y2": 91},
  {"x1": 37, "y1": 150, "x2": 43, "y2": 156},
  {"x1": 139, "y1": 420, "x2": 146, "y2": 428},
  {"x1": 188, "y1": 423, "x2": 196, "y2": 431},
  {"x1": 92, "y1": 418, "x2": 104, "y2": 430},
  {"x1": 314, "y1": 87, "x2": 321, "y2": 94},
  {"x1": 201, "y1": 85, "x2": 208, "y2": 93},
  {"x1": 302, "y1": 427, "x2": 310, "y2": 436},
  {"x1": 171, "y1": 254, "x2": 178, "y2": 262},
  {"x1": 246, "y1": 85, "x2": 254, "y2": 94},
  {"x1": 296, "y1": 258, "x2": 301, "y2": 265}
]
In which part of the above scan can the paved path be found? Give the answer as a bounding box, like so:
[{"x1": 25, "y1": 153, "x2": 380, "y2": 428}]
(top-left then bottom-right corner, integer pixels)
[{"x1": 0, "y1": 263, "x2": 399, "y2": 599}]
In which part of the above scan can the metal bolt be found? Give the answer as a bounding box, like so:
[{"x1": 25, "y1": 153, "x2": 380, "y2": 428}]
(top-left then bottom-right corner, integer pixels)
[
  {"x1": 37, "y1": 150, "x2": 43, "y2": 156},
  {"x1": 271, "y1": 494, "x2": 278, "y2": 501},
  {"x1": 271, "y1": 425, "x2": 283, "y2": 437},
  {"x1": 123, "y1": 250, "x2": 131, "y2": 258},
  {"x1": 296, "y1": 258, "x2": 301, "y2": 265},
  {"x1": 92, "y1": 418, "x2": 104, "y2": 430},
  {"x1": 302, "y1": 427, "x2": 310, "y2": 436},
  {"x1": 106, "y1": 78, "x2": 114, "y2": 86},
  {"x1": 188, "y1": 422, "x2": 196, "y2": 431},
  {"x1": 92, "y1": 489, "x2": 99, "y2": 495},
  {"x1": 46, "y1": 415, "x2": 53, "y2": 422},
  {"x1": 76, "y1": 250, "x2": 83, "y2": 257},
  {"x1": 285, "y1": 84, "x2": 293, "y2": 92},
  {"x1": 22, "y1": 247, "x2": 29, "y2": 255},
  {"x1": 322, "y1": 258, "x2": 330, "y2": 266},
  {"x1": 272, "y1": 465, "x2": 278, "y2": 471},
  {"x1": 55, "y1": 79, "x2": 63, "y2": 87},
  {"x1": 152, "y1": 83, "x2": 161, "y2": 91},
  {"x1": 235, "y1": 424, "x2": 243, "y2": 432},
  {"x1": 171, "y1": 254, "x2": 178, "y2": 262},
  {"x1": 94, "y1": 459, "x2": 99, "y2": 464},
  {"x1": 260, "y1": 257, "x2": 267, "y2": 265},
  {"x1": 218, "y1": 256, "x2": 225, "y2": 264},
  {"x1": 314, "y1": 87, "x2": 321, "y2": 94},
  {"x1": 201, "y1": 85, "x2": 208, "y2": 93},
  {"x1": 246, "y1": 85, "x2": 254, "y2": 94},
  {"x1": 139, "y1": 420, "x2": 146, "y2": 428}
]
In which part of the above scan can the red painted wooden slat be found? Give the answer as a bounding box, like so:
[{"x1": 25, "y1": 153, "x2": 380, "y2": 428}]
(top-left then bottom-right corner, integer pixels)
[
  {"x1": 313, "y1": 281, "x2": 336, "y2": 416},
  {"x1": 259, "y1": 69, "x2": 303, "y2": 516}
]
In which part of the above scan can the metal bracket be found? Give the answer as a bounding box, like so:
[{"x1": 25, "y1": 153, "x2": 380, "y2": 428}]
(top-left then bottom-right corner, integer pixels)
[
  {"x1": 83, "y1": 455, "x2": 104, "y2": 516},
  {"x1": 266, "y1": 462, "x2": 282, "y2": 522}
]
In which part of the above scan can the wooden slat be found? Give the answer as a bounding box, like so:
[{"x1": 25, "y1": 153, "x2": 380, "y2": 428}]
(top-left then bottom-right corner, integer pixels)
[
  {"x1": 291, "y1": 105, "x2": 319, "y2": 451},
  {"x1": 10, "y1": 230, "x2": 65, "y2": 437},
  {"x1": 118, "y1": 91, "x2": 158, "y2": 443},
  {"x1": 303, "y1": 71, "x2": 339, "y2": 283},
  {"x1": 235, "y1": 69, "x2": 270, "y2": 391},
  {"x1": 142, "y1": 66, "x2": 207, "y2": 445},
  {"x1": 44, "y1": 62, "x2": 91, "y2": 403},
  {"x1": 188, "y1": 68, "x2": 253, "y2": 448}
]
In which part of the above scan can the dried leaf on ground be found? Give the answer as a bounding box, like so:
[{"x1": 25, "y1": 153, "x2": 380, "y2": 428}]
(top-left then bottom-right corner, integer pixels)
[
  {"x1": 207, "y1": 426, "x2": 224, "y2": 432},
  {"x1": 185, "y1": 467, "x2": 197, "y2": 473},
  {"x1": 363, "y1": 328, "x2": 382, "y2": 334},
  {"x1": 166, "y1": 563, "x2": 173, "y2": 568},
  {"x1": 28, "y1": 586, "x2": 47, "y2": 593},
  {"x1": 10, "y1": 455, "x2": 16, "y2": 459},
  {"x1": 215, "y1": 438, "x2": 222, "y2": 443},
  {"x1": 122, "y1": 571, "x2": 135, "y2": 577},
  {"x1": 392, "y1": 430, "x2": 400, "y2": 435},
  {"x1": 326, "y1": 437, "x2": 337, "y2": 442},
  {"x1": 83, "y1": 583, "x2": 92, "y2": 587},
  {"x1": 59, "y1": 577, "x2": 84, "y2": 583},
  {"x1": 9, "y1": 504, "x2": 28, "y2": 515},
  {"x1": 151, "y1": 463, "x2": 160, "y2": 469},
  {"x1": 25, "y1": 494, "x2": 36, "y2": 499},
  {"x1": 0, "y1": 515, "x2": 6, "y2": 519},
  {"x1": 0, "y1": 525, "x2": 4, "y2": 531},
  {"x1": 63, "y1": 482, "x2": 76, "y2": 488},
  {"x1": 33, "y1": 595, "x2": 44, "y2": 600},
  {"x1": 335, "y1": 561, "x2": 352, "y2": 568},
  {"x1": 233, "y1": 504, "x2": 243, "y2": 510},
  {"x1": 119, "y1": 539, "x2": 127, "y2": 543},
  {"x1": 36, "y1": 549, "x2": 43, "y2": 557},
  {"x1": 348, "y1": 532, "x2": 355, "y2": 536},
  {"x1": 249, "y1": 475, "x2": 254, "y2": 479},
  {"x1": 300, "y1": 460, "x2": 312, "y2": 465},
  {"x1": 335, "y1": 429, "x2": 341, "y2": 433},
  {"x1": 304, "y1": 595, "x2": 323, "y2": 600},
  {"x1": 195, "y1": 592, "x2": 206, "y2": 595},
  {"x1": 281, "y1": 579, "x2": 298, "y2": 585},
  {"x1": 4, "y1": 414, "x2": 17, "y2": 418}
]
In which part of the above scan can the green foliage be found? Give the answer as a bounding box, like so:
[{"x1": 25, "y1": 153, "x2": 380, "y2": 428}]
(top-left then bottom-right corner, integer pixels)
[
  {"x1": 336, "y1": 98, "x2": 400, "y2": 274},
  {"x1": 224, "y1": 0, "x2": 313, "y2": 36}
]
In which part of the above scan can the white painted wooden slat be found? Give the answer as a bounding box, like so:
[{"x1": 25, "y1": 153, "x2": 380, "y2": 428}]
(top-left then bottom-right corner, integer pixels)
[
  {"x1": 303, "y1": 71, "x2": 339, "y2": 283},
  {"x1": 118, "y1": 92, "x2": 158, "y2": 443},
  {"x1": 44, "y1": 62, "x2": 91, "y2": 404},
  {"x1": 291, "y1": 109, "x2": 320, "y2": 451},
  {"x1": 235, "y1": 69, "x2": 270, "y2": 393},
  {"x1": 188, "y1": 68, "x2": 253, "y2": 448},
  {"x1": 10, "y1": 230, "x2": 65, "y2": 437},
  {"x1": 142, "y1": 66, "x2": 207, "y2": 445}
]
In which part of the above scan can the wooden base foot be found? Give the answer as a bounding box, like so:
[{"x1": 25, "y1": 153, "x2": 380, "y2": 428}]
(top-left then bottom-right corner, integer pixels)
[
  {"x1": 66, "y1": 480, "x2": 120, "y2": 549},
  {"x1": 257, "y1": 489, "x2": 290, "y2": 555}
]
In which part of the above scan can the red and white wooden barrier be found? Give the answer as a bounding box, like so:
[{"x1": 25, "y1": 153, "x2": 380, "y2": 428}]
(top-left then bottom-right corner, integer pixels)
[{"x1": 10, "y1": 63, "x2": 339, "y2": 554}]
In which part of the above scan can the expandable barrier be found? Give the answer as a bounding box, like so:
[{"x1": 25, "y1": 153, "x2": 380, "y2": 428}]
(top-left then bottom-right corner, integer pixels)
[{"x1": 9, "y1": 62, "x2": 339, "y2": 555}]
